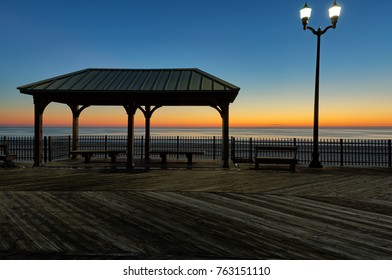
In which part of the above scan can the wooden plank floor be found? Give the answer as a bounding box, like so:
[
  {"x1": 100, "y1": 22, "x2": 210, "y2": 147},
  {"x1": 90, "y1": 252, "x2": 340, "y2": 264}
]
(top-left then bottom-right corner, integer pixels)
[{"x1": 1, "y1": 161, "x2": 392, "y2": 259}]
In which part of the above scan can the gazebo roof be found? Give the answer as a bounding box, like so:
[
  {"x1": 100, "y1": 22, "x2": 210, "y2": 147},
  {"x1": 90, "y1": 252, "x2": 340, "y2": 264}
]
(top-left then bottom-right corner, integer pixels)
[{"x1": 18, "y1": 68, "x2": 239, "y2": 106}]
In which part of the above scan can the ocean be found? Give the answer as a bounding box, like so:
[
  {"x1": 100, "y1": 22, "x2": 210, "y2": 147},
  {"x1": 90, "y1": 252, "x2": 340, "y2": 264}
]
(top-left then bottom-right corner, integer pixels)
[{"x1": 1, "y1": 126, "x2": 392, "y2": 139}]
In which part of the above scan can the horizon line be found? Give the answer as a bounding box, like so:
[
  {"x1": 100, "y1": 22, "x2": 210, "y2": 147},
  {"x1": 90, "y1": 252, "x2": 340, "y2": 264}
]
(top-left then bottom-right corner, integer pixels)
[{"x1": 1, "y1": 125, "x2": 392, "y2": 129}]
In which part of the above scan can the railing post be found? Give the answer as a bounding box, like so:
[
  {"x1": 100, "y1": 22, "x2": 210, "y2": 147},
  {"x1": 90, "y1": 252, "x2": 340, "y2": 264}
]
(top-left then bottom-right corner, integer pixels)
[
  {"x1": 340, "y1": 138, "x2": 344, "y2": 167},
  {"x1": 213, "y1": 136, "x2": 216, "y2": 160},
  {"x1": 388, "y1": 139, "x2": 391, "y2": 168},
  {"x1": 48, "y1": 136, "x2": 52, "y2": 162},
  {"x1": 141, "y1": 135, "x2": 144, "y2": 160},
  {"x1": 249, "y1": 137, "x2": 253, "y2": 162},
  {"x1": 176, "y1": 136, "x2": 180, "y2": 159},
  {"x1": 68, "y1": 135, "x2": 72, "y2": 158},
  {"x1": 43, "y1": 136, "x2": 48, "y2": 163},
  {"x1": 231, "y1": 137, "x2": 235, "y2": 162},
  {"x1": 105, "y1": 135, "x2": 108, "y2": 159}
]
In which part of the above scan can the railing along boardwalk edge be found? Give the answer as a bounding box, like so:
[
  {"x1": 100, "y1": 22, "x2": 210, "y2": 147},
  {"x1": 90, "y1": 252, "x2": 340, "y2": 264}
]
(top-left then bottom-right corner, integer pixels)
[{"x1": 1, "y1": 135, "x2": 392, "y2": 168}]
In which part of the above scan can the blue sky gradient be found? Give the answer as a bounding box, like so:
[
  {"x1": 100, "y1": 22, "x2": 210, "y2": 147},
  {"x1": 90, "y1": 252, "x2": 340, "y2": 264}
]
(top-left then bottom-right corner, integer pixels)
[{"x1": 1, "y1": 0, "x2": 391, "y2": 127}]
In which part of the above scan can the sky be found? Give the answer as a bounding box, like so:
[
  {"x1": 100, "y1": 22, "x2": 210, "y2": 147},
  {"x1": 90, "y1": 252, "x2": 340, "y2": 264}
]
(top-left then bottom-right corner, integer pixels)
[{"x1": 0, "y1": 0, "x2": 391, "y2": 128}]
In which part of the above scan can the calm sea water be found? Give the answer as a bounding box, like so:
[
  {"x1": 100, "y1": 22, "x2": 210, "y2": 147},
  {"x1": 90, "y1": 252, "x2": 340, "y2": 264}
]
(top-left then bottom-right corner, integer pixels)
[{"x1": 1, "y1": 126, "x2": 391, "y2": 139}]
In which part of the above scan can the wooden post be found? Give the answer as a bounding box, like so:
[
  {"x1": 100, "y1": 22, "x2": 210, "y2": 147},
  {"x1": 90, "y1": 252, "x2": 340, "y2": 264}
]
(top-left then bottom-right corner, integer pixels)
[
  {"x1": 68, "y1": 104, "x2": 90, "y2": 158},
  {"x1": 125, "y1": 103, "x2": 136, "y2": 169},
  {"x1": 212, "y1": 104, "x2": 230, "y2": 168},
  {"x1": 221, "y1": 103, "x2": 230, "y2": 168},
  {"x1": 72, "y1": 106, "x2": 79, "y2": 155},
  {"x1": 33, "y1": 96, "x2": 49, "y2": 167},
  {"x1": 139, "y1": 105, "x2": 160, "y2": 161},
  {"x1": 145, "y1": 106, "x2": 151, "y2": 161}
]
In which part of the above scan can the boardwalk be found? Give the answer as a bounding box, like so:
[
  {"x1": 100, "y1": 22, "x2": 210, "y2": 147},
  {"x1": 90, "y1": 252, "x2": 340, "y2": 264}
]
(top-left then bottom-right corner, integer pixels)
[{"x1": 1, "y1": 160, "x2": 392, "y2": 259}]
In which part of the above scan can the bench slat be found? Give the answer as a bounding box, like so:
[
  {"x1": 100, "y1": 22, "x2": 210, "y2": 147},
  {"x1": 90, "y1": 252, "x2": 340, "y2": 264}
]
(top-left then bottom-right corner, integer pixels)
[
  {"x1": 255, "y1": 146, "x2": 297, "y2": 151},
  {"x1": 70, "y1": 150, "x2": 126, "y2": 163},
  {"x1": 150, "y1": 150, "x2": 205, "y2": 164},
  {"x1": 69, "y1": 150, "x2": 126, "y2": 154},
  {"x1": 149, "y1": 151, "x2": 205, "y2": 155}
]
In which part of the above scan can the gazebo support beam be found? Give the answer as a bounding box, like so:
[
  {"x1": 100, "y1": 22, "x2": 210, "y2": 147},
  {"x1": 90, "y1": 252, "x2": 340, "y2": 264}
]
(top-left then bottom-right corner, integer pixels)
[
  {"x1": 33, "y1": 96, "x2": 50, "y2": 167},
  {"x1": 68, "y1": 104, "x2": 90, "y2": 157},
  {"x1": 221, "y1": 104, "x2": 230, "y2": 168},
  {"x1": 138, "y1": 105, "x2": 161, "y2": 161},
  {"x1": 124, "y1": 103, "x2": 137, "y2": 169},
  {"x1": 212, "y1": 104, "x2": 230, "y2": 168}
]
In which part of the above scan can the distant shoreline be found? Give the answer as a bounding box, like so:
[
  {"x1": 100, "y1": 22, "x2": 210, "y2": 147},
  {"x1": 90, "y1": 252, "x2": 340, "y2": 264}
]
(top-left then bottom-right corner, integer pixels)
[
  {"x1": 1, "y1": 126, "x2": 391, "y2": 139},
  {"x1": 1, "y1": 125, "x2": 392, "y2": 129}
]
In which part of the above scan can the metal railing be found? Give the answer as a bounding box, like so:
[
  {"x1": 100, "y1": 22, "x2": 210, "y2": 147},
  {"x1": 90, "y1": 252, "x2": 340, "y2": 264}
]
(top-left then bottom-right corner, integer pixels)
[
  {"x1": 150, "y1": 135, "x2": 220, "y2": 160},
  {"x1": 2, "y1": 135, "x2": 392, "y2": 168},
  {"x1": 231, "y1": 137, "x2": 392, "y2": 167}
]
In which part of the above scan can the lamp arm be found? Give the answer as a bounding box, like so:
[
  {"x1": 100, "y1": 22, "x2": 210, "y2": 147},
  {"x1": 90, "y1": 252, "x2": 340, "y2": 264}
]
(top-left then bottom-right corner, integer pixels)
[
  {"x1": 306, "y1": 25, "x2": 335, "y2": 36},
  {"x1": 321, "y1": 25, "x2": 335, "y2": 35},
  {"x1": 306, "y1": 26, "x2": 318, "y2": 35}
]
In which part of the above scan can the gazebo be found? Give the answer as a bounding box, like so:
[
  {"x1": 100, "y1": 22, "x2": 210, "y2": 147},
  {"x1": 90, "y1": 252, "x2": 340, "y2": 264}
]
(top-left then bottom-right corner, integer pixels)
[{"x1": 18, "y1": 68, "x2": 240, "y2": 168}]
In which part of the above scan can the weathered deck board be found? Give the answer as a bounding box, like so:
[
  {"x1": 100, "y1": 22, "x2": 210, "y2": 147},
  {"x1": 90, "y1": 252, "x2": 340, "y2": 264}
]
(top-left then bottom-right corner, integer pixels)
[{"x1": 1, "y1": 163, "x2": 392, "y2": 259}]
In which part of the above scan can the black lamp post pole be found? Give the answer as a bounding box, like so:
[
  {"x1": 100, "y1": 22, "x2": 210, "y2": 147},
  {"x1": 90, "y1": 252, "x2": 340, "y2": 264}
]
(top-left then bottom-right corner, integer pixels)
[
  {"x1": 301, "y1": 1, "x2": 341, "y2": 168},
  {"x1": 306, "y1": 25, "x2": 334, "y2": 168}
]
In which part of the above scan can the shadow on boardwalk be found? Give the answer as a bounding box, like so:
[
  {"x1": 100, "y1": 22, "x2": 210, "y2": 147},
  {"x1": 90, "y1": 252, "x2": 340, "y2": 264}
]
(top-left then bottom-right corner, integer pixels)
[{"x1": 1, "y1": 159, "x2": 392, "y2": 259}]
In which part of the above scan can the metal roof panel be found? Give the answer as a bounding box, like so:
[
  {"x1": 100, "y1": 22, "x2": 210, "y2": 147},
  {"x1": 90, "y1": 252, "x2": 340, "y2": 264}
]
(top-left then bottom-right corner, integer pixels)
[
  {"x1": 201, "y1": 76, "x2": 213, "y2": 90},
  {"x1": 58, "y1": 73, "x2": 86, "y2": 90},
  {"x1": 82, "y1": 70, "x2": 108, "y2": 90},
  {"x1": 165, "y1": 70, "x2": 181, "y2": 90},
  {"x1": 153, "y1": 70, "x2": 170, "y2": 90},
  {"x1": 141, "y1": 70, "x2": 160, "y2": 90},
  {"x1": 18, "y1": 68, "x2": 240, "y2": 94},
  {"x1": 105, "y1": 70, "x2": 129, "y2": 91},
  {"x1": 130, "y1": 71, "x2": 149, "y2": 90},
  {"x1": 118, "y1": 71, "x2": 139, "y2": 90},
  {"x1": 72, "y1": 70, "x2": 100, "y2": 90},
  {"x1": 189, "y1": 71, "x2": 202, "y2": 90},
  {"x1": 177, "y1": 70, "x2": 191, "y2": 90}
]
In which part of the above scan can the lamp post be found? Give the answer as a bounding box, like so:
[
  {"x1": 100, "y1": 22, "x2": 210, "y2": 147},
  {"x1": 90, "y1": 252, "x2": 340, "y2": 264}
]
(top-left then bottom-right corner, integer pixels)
[{"x1": 300, "y1": 1, "x2": 341, "y2": 168}]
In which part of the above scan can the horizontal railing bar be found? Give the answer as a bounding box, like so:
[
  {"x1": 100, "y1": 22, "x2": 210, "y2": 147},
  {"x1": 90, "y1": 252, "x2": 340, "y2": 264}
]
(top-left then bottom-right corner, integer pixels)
[{"x1": 1, "y1": 135, "x2": 391, "y2": 168}]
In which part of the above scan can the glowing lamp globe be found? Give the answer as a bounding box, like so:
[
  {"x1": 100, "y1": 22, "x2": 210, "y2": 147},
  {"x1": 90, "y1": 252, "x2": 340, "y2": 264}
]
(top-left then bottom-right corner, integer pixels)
[
  {"x1": 300, "y1": 2, "x2": 312, "y2": 29},
  {"x1": 329, "y1": 1, "x2": 342, "y2": 28}
]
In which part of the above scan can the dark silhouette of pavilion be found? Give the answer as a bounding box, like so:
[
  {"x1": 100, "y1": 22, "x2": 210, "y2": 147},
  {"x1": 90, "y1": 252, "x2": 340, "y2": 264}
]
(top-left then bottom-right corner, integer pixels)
[{"x1": 18, "y1": 68, "x2": 240, "y2": 168}]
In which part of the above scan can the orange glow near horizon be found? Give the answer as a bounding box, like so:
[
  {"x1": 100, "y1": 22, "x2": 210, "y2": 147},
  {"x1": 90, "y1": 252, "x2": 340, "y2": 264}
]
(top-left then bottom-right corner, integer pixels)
[{"x1": 1, "y1": 103, "x2": 391, "y2": 128}]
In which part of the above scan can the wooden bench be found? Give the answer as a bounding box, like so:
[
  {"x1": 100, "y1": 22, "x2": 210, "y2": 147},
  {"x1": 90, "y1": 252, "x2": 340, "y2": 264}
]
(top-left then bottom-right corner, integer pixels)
[
  {"x1": 70, "y1": 150, "x2": 126, "y2": 163},
  {"x1": 254, "y1": 146, "x2": 298, "y2": 171},
  {"x1": 150, "y1": 150, "x2": 205, "y2": 164},
  {"x1": 0, "y1": 141, "x2": 17, "y2": 166}
]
